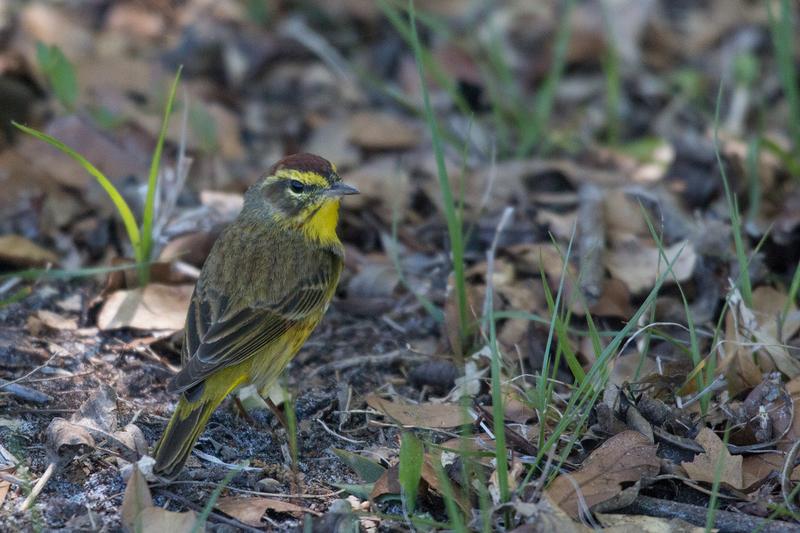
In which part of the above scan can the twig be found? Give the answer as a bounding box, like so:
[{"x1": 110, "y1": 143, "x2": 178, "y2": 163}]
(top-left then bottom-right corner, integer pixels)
[
  {"x1": 481, "y1": 206, "x2": 514, "y2": 339},
  {"x1": 0, "y1": 442, "x2": 19, "y2": 466},
  {"x1": 316, "y1": 419, "x2": 364, "y2": 444},
  {"x1": 0, "y1": 347, "x2": 63, "y2": 392},
  {"x1": 308, "y1": 350, "x2": 428, "y2": 377},
  {"x1": 624, "y1": 495, "x2": 797, "y2": 533},
  {"x1": 152, "y1": 480, "x2": 340, "y2": 500},
  {"x1": 782, "y1": 438, "x2": 800, "y2": 520},
  {"x1": 191, "y1": 449, "x2": 262, "y2": 472},
  {"x1": 0, "y1": 277, "x2": 21, "y2": 298},
  {"x1": 0, "y1": 379, "x2": 52, "y2": 404},
  {"x1": 20, "y1": 462, "x2": 55, "y2": 511},
  {"x1": 576, "y1": 184, "x2": 605, "y2": 305}
]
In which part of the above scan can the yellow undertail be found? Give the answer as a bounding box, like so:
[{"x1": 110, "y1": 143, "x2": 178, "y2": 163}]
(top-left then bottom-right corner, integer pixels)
[{"x1": 153, "y1": 373, "x2": 246, "y2": 478}]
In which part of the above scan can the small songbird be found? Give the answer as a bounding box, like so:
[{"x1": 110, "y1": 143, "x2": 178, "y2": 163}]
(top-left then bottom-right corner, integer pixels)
[{"x1": 153, "y1": 153, "x2": 358, "y2": 478}]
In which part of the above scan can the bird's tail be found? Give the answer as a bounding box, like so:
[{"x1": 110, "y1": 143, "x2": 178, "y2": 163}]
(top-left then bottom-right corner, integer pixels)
[{"x1": 153, "y1": 394, "x2": 222, "y2": 479}]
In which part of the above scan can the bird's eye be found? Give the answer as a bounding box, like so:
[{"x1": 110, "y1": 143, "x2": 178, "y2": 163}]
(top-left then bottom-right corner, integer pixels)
[{"x1": 289, "y1": 179, "x2": 305, "y2": 194}]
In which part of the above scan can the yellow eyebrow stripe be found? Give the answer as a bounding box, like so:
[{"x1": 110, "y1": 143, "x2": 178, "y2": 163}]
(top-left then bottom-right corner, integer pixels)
[{"x1": 275, "y1": 169, "x2": 329, "y2": 188}]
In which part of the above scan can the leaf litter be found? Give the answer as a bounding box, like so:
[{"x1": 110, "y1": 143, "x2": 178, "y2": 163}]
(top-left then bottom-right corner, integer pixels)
[{"x1": 0, "y1": 0, "x2": 800, "y2": 531}]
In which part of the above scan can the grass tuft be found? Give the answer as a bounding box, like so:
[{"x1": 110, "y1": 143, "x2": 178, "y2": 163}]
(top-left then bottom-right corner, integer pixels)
[{"x1": 13, "y1": 67, "x2": 182, "y2": 285}]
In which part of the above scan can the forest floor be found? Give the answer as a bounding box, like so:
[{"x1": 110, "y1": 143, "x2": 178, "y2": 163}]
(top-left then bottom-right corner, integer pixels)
[{"x1": 1, "y1": 1, "x2": 800, "y2": 532}]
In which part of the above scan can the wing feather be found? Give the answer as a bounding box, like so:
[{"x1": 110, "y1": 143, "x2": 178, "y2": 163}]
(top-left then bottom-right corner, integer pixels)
[{"x1": 170, "y1": 252, "x2": 339, "y2": 394}]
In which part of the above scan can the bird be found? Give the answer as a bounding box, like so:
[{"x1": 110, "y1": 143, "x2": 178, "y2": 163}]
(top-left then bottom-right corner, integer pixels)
[{"x1": 153, "y1": 153, "x2": 358, "y2": 478}]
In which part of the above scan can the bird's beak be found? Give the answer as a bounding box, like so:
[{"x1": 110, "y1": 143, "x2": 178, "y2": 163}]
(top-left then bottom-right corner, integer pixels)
[{"x1": 325, "y1": 182, "x2": 360, "y2": 197}]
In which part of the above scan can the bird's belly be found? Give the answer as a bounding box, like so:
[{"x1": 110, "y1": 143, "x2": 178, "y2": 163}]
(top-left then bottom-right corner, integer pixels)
[{"x1": 246, "y1": 317, "x2": 320, "y2": 392}]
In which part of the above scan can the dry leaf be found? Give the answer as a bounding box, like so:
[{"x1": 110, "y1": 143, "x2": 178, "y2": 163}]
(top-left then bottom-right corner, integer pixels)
[
  {"x1": 0, "y1": 480, "x2": 10, "y2": 508},
  {"x1": 366, "y1": 394, "x2": 468, "y2": 429},
  {"x1": 508, "y1": 493, "x2": 592, "y2": 533},
  {"x1": 16, "y1": 116, "x2": 146, "y2": 191},
  {"x1": 681, "y1": 427, "x2": 743, "y2": 490},
  {"x1": 216, "y1": 496, "x2": 320, "y2": 526},
  {"x1": 45, "y1": 418, "x2": 94, "y2": 465},
  {"x1": 724, "y1": 288, "x2": 800, "y2": 378},
  {"x1": 546, "y1": 430, "x2": 659, "y2": 519},
  {"x1": 121, "y1": 466, "x2": 153, "y2": 532},
  {"x1": 604, "y1": 238, "x2": 696, "y2": 293},
  {"x1": 341, "y1": 157, "x2": 411, "y2": 223},
  {"x1": 420, "y1": 456, "x2": 471, "y2": 514},
  {"x1": 370, "y1": 463, "x2": 401, "y2": 500},
  {"x1": 136, "y1": 508, "x2": 197, "y2": 533},
  {"x1": 122, "y1": 464, "x2": 197, "y2": 532},
  {"x1": 0, "y1": 234, "x2": 58, "y2": 267},
  {"x1": 349, "y1": 111, "x2": 419, "y2": 150},
  {"x1": 34, "y1": 310, "x2": 78, "y2": 331},
  {"x1": 97, "y1": 283, "x2": 193, "y2": 331},
  {"x1": 200, "y1": 190, "x2": 245, "y2": 221},
  {"x1": 742, "y1": 452, "x2": 800, "y2": 489}
]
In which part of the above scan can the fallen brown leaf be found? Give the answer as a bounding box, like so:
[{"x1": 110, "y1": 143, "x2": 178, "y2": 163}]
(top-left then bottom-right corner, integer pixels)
[
  {"x1": 546, "y1": 430, "x2": 659, "y2": 519},
  {"x1": 33, "y1": 310, "x2": 78, "y2": 331},
  {"x1": 366, "y1": 394, "x2": 468, "y2": 429},
  {"x1": 370, "y1": 463, "x2": 401, "y2": 500},
  {"x1": 742, "y1": 452, "x2": 800, "y2": 489},
  {"x1": 121, "y1": 466, "x2": 153, "y2": 531},
  {"x1": 681, "y1": 427, "x2": 744, "y2": 490},
  {"x1": 136, "y1": 508, "x2": 197, "y2": 533},
  {"x1": 349, "y1": 111, "x2": 419, "y2": 150},
  {"x1": 216, "y1": 496, "x2": 320, "y2": 526},
  {"x1": 604, "y1": 238, "x2": 696, "y2": 294},
  {"x1": 0, "y1": 234, "x2": 58, "y2": 267},
  {"x1": 121, "y1": 465, "x2": 197, "y2": 533},
  {"x1": 97, "y1": 283, "x2": 193, "y2": 331},
  {"x1": 45, "y1": 418, "x2": 94, "y2": 466}
]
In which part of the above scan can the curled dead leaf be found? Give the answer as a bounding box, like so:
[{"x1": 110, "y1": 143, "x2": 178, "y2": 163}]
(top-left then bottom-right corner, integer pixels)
[
  {"x1": 0, "y1": 234, "x2": 58, "y2": 267},
  {"x1": 216, "y1": 496, "x2": 320, "y2": 526},
  {"x1": 97, "y1": 283, "x2": 193, "y2": 331},
  {"x1": 122, "y1": 464, "x2": 197, "y2": 533},
  {"x1": 546, "y1": 430, "x2": 659, "y2": 519},
  {"x1": 366, "y1": 394, "x2": 468, "y2": 429},
  {"x1": 681, "y1": 427, "x2": 743, "y2": 490},
  {"x1": 45, "y1": 418, "x2": 94, "y2": 465},
  {"x1": 604, "y1": 238, "x2": 696, "y2": 294}
]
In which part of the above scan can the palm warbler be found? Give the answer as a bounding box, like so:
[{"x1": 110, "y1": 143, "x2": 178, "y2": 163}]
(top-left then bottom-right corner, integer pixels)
[{"x1": 153, "y1": 153, "x2": 358, "y2": 478}]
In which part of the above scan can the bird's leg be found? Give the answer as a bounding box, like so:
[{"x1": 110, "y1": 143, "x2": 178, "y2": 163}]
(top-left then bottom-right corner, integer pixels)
[
  {"x1": 233, "y1": 396, "x2": 257, "y2": 425},
  {"x1": 265, "y1": 397, "x2": 289, "y2": 430}
]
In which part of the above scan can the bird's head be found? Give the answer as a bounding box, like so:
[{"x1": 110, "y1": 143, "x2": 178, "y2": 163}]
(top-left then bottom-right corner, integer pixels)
[{"x1": 244, "y1": 153, "x2": 358, "y2": 242}]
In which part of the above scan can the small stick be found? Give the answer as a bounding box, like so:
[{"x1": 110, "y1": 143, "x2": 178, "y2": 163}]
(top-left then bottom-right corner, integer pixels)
[
  {"x1": 20, "y1": 462, "x2": 55, "y2": 511},
  {"x1": 624, "y1": 494, "x2": 797, "y2": 533},
  {"x1": 577, "y1": 184, "x2": 605, "y2": 306},
  {"x1": 308, "y1": 350, "x2": 428, "y2": 377},
  {"x1": 781, "y1": 438, "x2": 800, "y2": 519},
  {"x1": 0, "y1": 380, "x2": 52, "y2": 404}
]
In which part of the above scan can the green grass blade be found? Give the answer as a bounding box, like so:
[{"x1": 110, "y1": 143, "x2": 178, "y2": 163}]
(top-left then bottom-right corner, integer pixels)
[
  {"x1": 712, "y1": 79, "x2": 752, "y2": 307},
  {"x1": 407, "y1": 0, "x2": 468, "y2": 353},
  {"x1": 432, "y1": 460, "x2": 467, "y2": 532},
  {"x1": 140, "y1": 67, "x2": 182, "y2": 265},
  {"x1": 11, "y1": 122, "x2": 141, "y2": 257},
  {"x1": 191, "y1": 466, "x2": 238, "y2": 533},
  {"x1": 35, "y1": 42, "x2": 77, "y2": 111},
  {"x1": 517, "y1": 0, "x2": 575, "y2": 156},
  {"x1": 783, "y1": 261, "x2": 800, "y2": 327},
  {"x1": 768, "y1": 0, "x2": 800, "y2": 151},
  {"x1": 399, "y1": 432, "x2": 424, "y2": 513}
]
